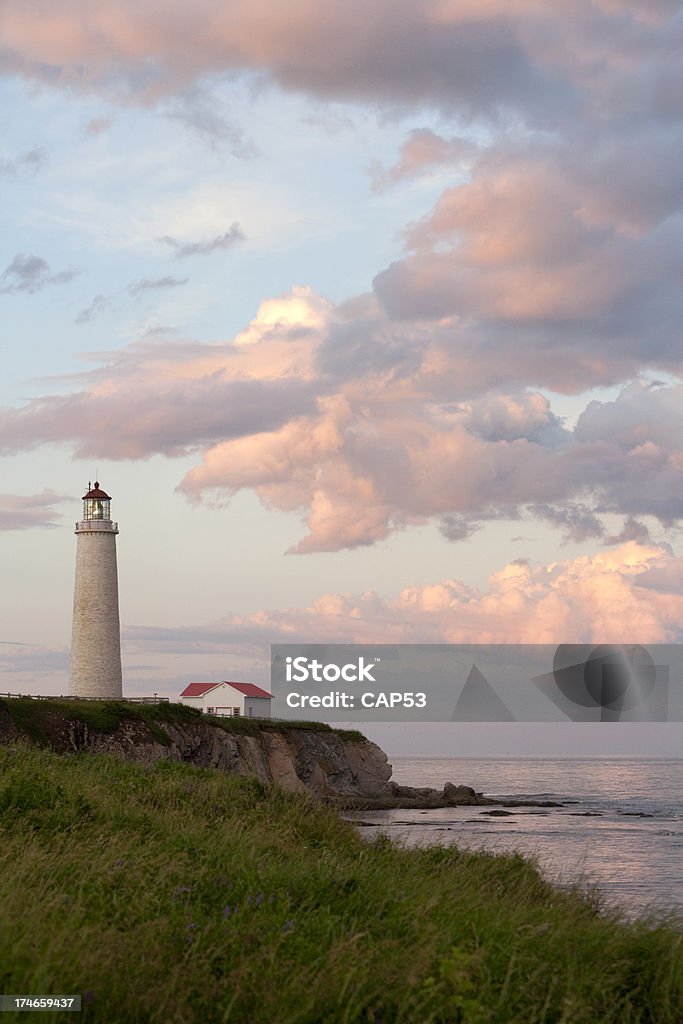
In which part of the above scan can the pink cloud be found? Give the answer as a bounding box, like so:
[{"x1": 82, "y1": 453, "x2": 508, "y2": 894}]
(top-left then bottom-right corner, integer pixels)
[
  {"x1": 0, "y1": 2, "x2": 564, "y2": 118},
  {"x1": 130, "y1": 542, "x2": 683, "y2": 646},
  {"x1": 0, "y1": 282, "x2": 681, "y2": 551},
  {"x1": 1, "y1": 1, "x2": 677, "y2": 127},
  {"x1": 372, "y1": 129, "x2": 477, "y2": 189},
  {"x1": 178, "y1": 367, "x2": 682, "y2": 551},
  {"x1": 377, "y1": 145, "x2": 679, "y2": 328},
  {"x1": 0, "y1": 490, "x2": 68, "y2": 530}
]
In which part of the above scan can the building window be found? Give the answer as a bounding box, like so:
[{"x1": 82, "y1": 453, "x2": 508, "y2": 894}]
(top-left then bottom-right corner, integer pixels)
[
  {"x1": 233, "y1": 707, "x2": 240, "y2": 717},
  {"x1": 207, "y1": 707, "x2": 214, "y2": 714}
]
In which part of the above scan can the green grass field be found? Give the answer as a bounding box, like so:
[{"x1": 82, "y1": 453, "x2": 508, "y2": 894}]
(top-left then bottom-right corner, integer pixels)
[
  {"x1": 0, "y1": 696, "x2": 366, "y2": 744},
  {"x1": 0, "y1": 743, "x2": 681, "y2": 1023}
]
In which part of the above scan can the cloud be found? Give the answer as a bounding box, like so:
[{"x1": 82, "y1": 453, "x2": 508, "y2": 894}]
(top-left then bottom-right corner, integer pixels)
[
  {"x1": 1, "y1": 2, "x2": 678, "y2": 414},
  {"x1": 572, "y1": 381, "x2": 683, "y2": 523},
  {"x1": 178, "y1": 359, "x2": 683, "y2": 552},
  {"x1": 8, "y1": 542, "x2": 681, "y2": 693},
  {"x1": 0, "y1": 284, "x2": 680, "y2": 550},
  {"x1": 165, "y1": 88, "x2": 256, "y2": 156},
  {"x1": 438, "y1": 513, "x2": 480, "y2": 543},
  {"x1": 83, "y1": 115, "x2": 112, "y2": 136},
  {"x1": 128, "y1": 542, "x2": 683, "y2": 647},
  {"x1": 372, "y1": 134, "x2": 683, "y2": 387},
  {"x1": 1, "y1": 2, "x2": 681, "y2": 136},
  {"x1": 0, "y1": 490, "x2": 68, "y2": 530},
  {"x1": 372, "y1": 129, "x2": 477, "y2": 189},
  {"x1": 0, "y1": 2, "x2": 584, "y2": 121},
  {"x1": 0, "y1": 643, "x2": 70, "y2": 690},
  {"x1": 128, "y1": 276, "x2": 189, "y2": 295},
  {"x1": 634, "y1": 553, "x2": 683, "y2": 596},
  {"x1": 603, "y1": 517, "x2": 652, "y2": 546},
  {"x1": 0, "y1": 254, "x2": 78, "y2": 295},
  {"x1": 75, "y1": 278, "x2": 190, "y2": 324},
  {"x1": 158, "y1": 223, "x2": 245, "y2": 257},
  {"x1": 530, "y1": 504, "x2": 606, "y2": 544},
  {"x1": 0, "y1": 147, "x2": 47, "y2": 176},
  {"x1": 75, "y1": 294, "x2": 110, "y2": 324},
  {"x1": 0, "y1": 377, "x2": 319, "y2": 460}
]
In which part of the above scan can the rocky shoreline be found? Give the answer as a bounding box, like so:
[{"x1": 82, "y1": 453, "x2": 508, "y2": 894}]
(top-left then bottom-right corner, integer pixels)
[{"x1": 332, "y1": 780, "x2": 565, "y2": 811}]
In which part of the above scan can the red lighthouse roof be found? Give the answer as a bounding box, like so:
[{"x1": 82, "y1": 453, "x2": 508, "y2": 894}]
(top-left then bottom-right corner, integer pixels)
[{"x1": 83, "y1": 481, "x2": 111, "y2": 500}]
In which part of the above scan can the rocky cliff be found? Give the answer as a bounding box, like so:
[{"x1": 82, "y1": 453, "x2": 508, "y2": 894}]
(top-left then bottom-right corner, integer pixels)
[
  {"x1": 1, "y1": 699, "x2": 543, "y2": 809},
  {"x1": 0, "y1": 698, "x2": 392, "y2": 798}
]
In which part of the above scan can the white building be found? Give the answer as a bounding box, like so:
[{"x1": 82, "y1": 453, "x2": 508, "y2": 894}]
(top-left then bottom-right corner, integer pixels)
[
  {"x1": 179, "y1": 681, "x2": 272, "y2": 718},
  {"x1": 70, "y1": 481, "x2": 123, "y2": 699}
]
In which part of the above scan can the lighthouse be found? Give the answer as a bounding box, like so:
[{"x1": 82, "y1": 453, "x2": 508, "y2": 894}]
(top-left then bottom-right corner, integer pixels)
[{"x1": 69, "y1": 482, "x2": 123, "y2": 699}]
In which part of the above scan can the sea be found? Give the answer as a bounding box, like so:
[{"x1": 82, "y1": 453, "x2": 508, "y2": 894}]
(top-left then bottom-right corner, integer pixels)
[{"x1": 348, "y1": 758, "x2": 683, "y2": 922}]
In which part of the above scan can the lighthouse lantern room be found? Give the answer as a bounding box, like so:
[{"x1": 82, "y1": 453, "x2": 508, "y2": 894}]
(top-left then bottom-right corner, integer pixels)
[{"x1": 82, "y1": 482, "x2": 112, "y2": 522}]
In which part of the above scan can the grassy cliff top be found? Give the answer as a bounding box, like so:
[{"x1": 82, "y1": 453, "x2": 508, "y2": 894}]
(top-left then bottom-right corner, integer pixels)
[
  {"x1": 0, "y1": 696, "x2": 367, "y2": 746},
  {"x1": 0, "y1": 744, "x2": 681, "y2": 1023}
]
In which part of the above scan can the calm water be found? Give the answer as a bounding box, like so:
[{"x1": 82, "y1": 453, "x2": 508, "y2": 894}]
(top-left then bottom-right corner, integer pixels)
[{"x1": 349, "y1": 758, "x2": 683, "y2": 920}]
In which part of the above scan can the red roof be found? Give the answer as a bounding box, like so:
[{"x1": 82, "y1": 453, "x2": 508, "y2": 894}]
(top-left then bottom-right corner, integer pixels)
[
  {"x1": 222, "y1": 681, "x2": 272, "y2": 699},
  {"x1": 83, "y1": 481, "x2": 111, "y2": 500},
  {"x1": 180, "y1": 681, "x2": 272, "y2": 699},
  {"x1": 180, "y1": 682, "x2": 221, "y2": 697}
]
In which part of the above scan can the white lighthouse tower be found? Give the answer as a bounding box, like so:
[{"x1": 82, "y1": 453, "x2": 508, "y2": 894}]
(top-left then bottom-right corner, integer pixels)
[{"x1": 69, "y1": 482, "x2": 123, "y2": 699}]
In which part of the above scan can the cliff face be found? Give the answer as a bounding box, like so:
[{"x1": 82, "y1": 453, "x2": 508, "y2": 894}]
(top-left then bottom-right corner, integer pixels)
[{"x1": 0, "y1": 701, "x2": 392, "y2": 798}]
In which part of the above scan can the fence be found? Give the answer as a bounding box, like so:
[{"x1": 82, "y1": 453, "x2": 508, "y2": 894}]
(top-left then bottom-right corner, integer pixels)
[{"x1": 0, "y1": 693, "x2": 170, "y2": 704}]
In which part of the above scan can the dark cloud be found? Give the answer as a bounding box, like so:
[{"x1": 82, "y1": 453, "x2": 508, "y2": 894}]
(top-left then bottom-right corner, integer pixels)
[
  {"x1": 0, "y1": 147, "x2": 46, "y2": 175},
  {"x1": 438, "y1": 514, "x2": 480, "y2": 543},
  {"x1": 165, "y1": 89, "x2": 256, "y2": 156},
  {"x1": 530, "y1": 504, "x2": 606, "y2": 544},
  {"x1": 604, "y1": 517, "x2": 652, "y2": 546},
  {"x1": 75, "y1": 279, "x2": 189, "y2": 324},
  {"x1": 634, "y1": 555, "x2": 683, "y2": 595},
  {"x1": 317, "y1": 314, "x2": 424, "y2": 382},
  {"x1": 128, "y1": 276, "x2": 189, "y2": 295},
  {"x1": 0, "y1": 254, "x2": 78, "y2": 295},
  {"x1": 75, "y1": 294, "x2": 109, "y2": 324},
  {"x1": 158, "y1": 223, "x2": 245, "y2": 258}
]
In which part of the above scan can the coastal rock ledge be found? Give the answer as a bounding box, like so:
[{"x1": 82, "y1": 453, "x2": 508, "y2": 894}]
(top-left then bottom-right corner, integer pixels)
[
  {"x1": 0, "y1": 699, "x2": 393, "y2": 799},
  {"x1": 0, "y1": 699, "x2": 546, "y2": 809}
]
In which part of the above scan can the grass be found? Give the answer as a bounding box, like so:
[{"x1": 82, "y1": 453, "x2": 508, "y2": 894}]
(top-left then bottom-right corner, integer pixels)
[
  {"x1": 0, "y1": 697, "x2": 367, "y2": 746},
  {"x1": 0, "y1": 745, "x2": 681, "y2": 1023}
]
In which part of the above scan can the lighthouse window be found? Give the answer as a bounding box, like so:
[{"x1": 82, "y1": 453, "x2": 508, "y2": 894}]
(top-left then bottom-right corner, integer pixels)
[{"x1": 84, "y1": 498, "x2": 111, "y2": 520}]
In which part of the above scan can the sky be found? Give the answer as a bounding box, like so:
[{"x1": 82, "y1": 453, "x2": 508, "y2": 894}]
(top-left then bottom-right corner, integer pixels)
[{"x1": 0, "y1": 1, "x2": 682, "y2": 757}]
